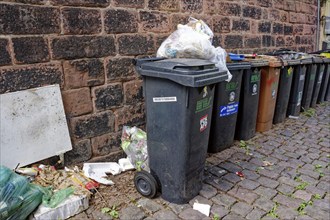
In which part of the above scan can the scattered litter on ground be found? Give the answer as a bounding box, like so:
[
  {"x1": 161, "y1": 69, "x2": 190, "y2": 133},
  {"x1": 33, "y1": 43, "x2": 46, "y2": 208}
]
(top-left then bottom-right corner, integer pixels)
[
  {"x1": 30, "y1": 194, "x2": 89, "y2": 220},
  {"x1": 262, "y1": 161, "x2": 274, "y2": 167},
  {"x1": 235, "y1": 171, "x2": 245, "y2": 178},
  {"x1": 193, "y1": 202, "x2": 210, "y2": 216}
]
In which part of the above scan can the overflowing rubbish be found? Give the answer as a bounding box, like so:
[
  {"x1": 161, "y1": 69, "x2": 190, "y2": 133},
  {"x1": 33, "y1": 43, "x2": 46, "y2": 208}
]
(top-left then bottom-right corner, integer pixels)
[
  {"x1": 157, "y1": 17, "x2": 232, "y2": 81},
  {"x1": 121, "y1": 126, "x2": 149, "y2": 172},
  {"x1": 193, "y1": 202, "x2": 211, "y2": 216}
]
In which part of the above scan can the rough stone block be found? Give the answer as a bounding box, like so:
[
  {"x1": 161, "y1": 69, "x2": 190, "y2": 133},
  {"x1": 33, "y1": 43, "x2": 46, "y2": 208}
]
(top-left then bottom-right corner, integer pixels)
[
  {"x1": 104, "y1": 9, "x2": 138, "y2": 34},
  {"x1": 224, "y1": 35, "x2": 243, "y2": 49},
  {"x1": 139, "y1": 11, "x2": 170, "y2": 33},
  {"x1": 232, "y1": 19, "x2": 250, "y2": 32},
  {"x1": 91, "y1": 132, "x2": 121, "y2": 156},
  {"x1": 112, "y1": 0, "x2": 145, "y2": 8},
  {"x1": 123, "y1": 80, "x2": 143, "y2": 104},
  {"x1": 181, "y1": 0, "x2": 203, "y2": 13},
  {"x1": 118, "y1": 34, "x2": 154, "y2": 55},
  {"x1": 273, "y1": 23, "x2": 284, "y2": 34},
  {"x1": 243, "y1": 6, "x2": 262, "y2": 19},
  {"x1": 213, "y1": 17, "x2": 230, "y2": 33},
  {"x1": 93, "y1": 84, "x2": 123, "y2": 111},
  {"x1": 106, "y1": 57, "x2": 136, "y2": 81},
  {"x1": 51, "y1": 36, "x2": 115, "y2": 59},
  {"x1": 64, "y1": 139, "x2": 92, "y2": 165},
  {"x1": 0, "y1": 38, "x2": 12, "y2": 66},
  {"x1": 148, "y1": 0, "x2": 179, "y2": 11},
  {"x1": 244, "y1": 36, "x2": 261, "y2": 48},
  {"x1": 62, "y1": 87, "x2": 93, "y2": 117},
  {"x1": 63, "y1": 58, "x2": 104, "y2": 90},
  {"x1": 70, "y1": 111, "x2": 115, "y2": 139},
  {"x1": 258, "y1": 21, "x2": 271, "y2": 33},
  {"x1": 12, "y1": 37, "x2": 49, "y2": 64},
  {"x1": 62, "y1": 7, "x2": 101, "y2": 34},
  {"x1": 217, "y1": 2, "x2": 241, "y2": 16},
  {"x1": 114, "y1": 103, "x2": 145, "y2": 131},
  {"x1": 51, "y1": 0, "x2": 110, "y2": 7},
  {"x1": 0, "y1": 3, "x2": 60, "y2": 34},
  {"x1": 0, "y1": 63, "x2": 62, "y2": 93}
]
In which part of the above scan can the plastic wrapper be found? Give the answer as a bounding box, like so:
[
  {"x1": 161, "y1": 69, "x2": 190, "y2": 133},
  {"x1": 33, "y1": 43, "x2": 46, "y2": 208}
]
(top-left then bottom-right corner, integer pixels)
[
  {"x1": 121, "y1": 126, "x2": 149, "y2": 172},
  {"x1": 42, "y1": 186, "x2": 75, "y2": 208},
  {"x1": 0, "y1": 166, "x2": 12, "y2": 188},
  {"x1": 7, "y1": 184, "x2": 44, "y2": 220},
  {"x1": 0, "y1": 171, "x2": 29, "y2": 204},
  {"x1": 157, "y1": 17, "x2": 232, "y2": 81}
]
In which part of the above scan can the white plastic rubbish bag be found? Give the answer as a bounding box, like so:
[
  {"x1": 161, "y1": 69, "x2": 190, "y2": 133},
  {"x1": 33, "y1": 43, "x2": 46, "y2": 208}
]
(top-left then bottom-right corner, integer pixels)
[{"x1": 157, "y1": 17, "x2": 232, "y2": 81}]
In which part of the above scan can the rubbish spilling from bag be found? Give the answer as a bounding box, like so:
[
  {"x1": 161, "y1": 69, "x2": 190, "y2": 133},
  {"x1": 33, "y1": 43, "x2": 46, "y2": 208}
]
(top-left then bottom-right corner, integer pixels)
[{"x1": 157, "y1": 17, "x2": 232, "y2": 82}]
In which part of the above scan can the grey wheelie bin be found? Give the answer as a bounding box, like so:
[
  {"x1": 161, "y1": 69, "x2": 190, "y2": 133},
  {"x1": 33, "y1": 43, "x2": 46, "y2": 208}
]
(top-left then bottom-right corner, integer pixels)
[
  {"x1": 208, "y1": 62, "x2": 250, "y2": 153},
  {"x1": 287, "y1": 58, "x2": 312, "y2": 117},
  {"x1": 310, "y1": 58, "x2": 325, "y2": 107},
  {"x1": 235, "y1": 59, "x2": 268, "y2": 140},
  {"x1": 301, "y1": 56, "x2": 319, "y2": 110},
  {"x1": 318, "y1": 58, "x2": 330, "y2": 102},
  {"x1": 134, "y1": 58, "x2": 227, "y2": 204}
]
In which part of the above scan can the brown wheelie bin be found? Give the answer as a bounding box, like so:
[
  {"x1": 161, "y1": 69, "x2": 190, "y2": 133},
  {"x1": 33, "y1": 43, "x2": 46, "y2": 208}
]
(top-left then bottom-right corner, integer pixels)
[{"x1": 256, "y1": 56, "x2": 282, "y2": 132}]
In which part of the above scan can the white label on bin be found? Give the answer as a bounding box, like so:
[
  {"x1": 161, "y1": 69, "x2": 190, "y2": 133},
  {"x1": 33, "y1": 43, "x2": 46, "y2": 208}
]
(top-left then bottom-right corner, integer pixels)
[{"x1": 153, "y1": 97, "x2": 177, "y2": 102}]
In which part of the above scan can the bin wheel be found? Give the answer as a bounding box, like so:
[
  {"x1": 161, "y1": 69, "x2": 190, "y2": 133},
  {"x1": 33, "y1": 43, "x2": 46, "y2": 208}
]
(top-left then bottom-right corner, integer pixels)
[{"x1": 134, "y1": 170, "x2": 158, "y2": 198}]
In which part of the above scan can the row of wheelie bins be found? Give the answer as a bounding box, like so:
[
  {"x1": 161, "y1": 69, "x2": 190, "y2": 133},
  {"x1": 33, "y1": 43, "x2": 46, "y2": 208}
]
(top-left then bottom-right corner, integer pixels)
[{"x1": 133, "y1": 55, "x2": 330, "y2": 204}]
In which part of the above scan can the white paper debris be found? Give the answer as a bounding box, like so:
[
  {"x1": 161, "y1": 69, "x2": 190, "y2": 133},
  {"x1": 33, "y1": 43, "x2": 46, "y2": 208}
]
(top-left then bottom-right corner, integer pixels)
[
  {"x1": 193, "y1": 202, "x2": 210, "y2": 216},
  {"x1": 83, "y1": 163, "x2": 118, "y2": 185},
  {"x1": 118, "y1": 158, "x2": 135, "y2": 171}
]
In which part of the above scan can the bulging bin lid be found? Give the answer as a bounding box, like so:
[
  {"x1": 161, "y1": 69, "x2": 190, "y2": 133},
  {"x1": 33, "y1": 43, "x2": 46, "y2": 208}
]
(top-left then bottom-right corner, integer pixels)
[
  {"x1": 286, "y1": 59, "x2": 301, "y2": 66},
  {"x1": 300, "y1": 57, "x2": 313, "y2": 64},
  {"x1": 311, "y1": 56, "x2": 324, "y2": 64},
  {"x1": 246, "y1": 59, "x2": 269, "y2": 67},
  {"x1": 135, "y1": 58, "x2": 228, "y2": 87},
  {"x1": 323, "y1": 58, "x2": 330, "y2": 63},
  {"x1": 226, "y1": 62, "x2": 251, "y2": 70},
  {"x1": 256, "y1": 55, "x2": 282, "y2": 67}
]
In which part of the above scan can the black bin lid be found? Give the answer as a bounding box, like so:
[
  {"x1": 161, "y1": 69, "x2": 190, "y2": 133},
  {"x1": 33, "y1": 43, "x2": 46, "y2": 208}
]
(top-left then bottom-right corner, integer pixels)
[
  {"x1": 135, "y1": 58, "x2": 228, "y2": 87},
  {"x1": 227, "y1": 62, "x2": 251, "y2": 70}
]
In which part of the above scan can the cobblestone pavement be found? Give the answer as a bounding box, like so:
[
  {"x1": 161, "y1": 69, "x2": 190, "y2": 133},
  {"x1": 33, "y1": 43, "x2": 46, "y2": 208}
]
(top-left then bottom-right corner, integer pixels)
[{"x1": 74, "y1": 103, "x2": 330, "y2": 220}]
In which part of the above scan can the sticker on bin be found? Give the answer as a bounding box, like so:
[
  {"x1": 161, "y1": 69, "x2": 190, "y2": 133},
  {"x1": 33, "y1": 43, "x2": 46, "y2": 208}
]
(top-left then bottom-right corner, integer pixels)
[
  {"x1": 200, "y1": 115, "x2": 208, "y2": 132},
  {"x1": 153, "y1": 97, "x2": 177, "y2": 102},
  {"x1": 219, "y1": 102, "x2": 239, "y2": 117}
]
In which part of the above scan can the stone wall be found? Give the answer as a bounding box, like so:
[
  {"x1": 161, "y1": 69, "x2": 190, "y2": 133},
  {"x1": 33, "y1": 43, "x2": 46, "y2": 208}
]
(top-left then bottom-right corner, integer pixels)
[{"x1": 0, "y1": 0, "x2": 318, "y2": 164}]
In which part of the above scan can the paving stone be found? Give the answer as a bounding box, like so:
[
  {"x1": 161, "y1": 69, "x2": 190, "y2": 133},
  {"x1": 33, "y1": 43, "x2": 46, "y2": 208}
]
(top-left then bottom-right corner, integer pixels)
[
  {"x1": 199, "y1": 184, "x2": 217, "y2": 199},
  {"x1": 144, "y1": 217, "x2": 155, "y2": 220},
  {"x1": 312, "y1": 199, "x2": 330, "y2": 211},
  {"x1": 206, "y1": 156, "x2": 221, "y2": 165},
  {"x1": 316, "y1": 181, "x2": 330, "y2": 192},
  {"x1": 305, "y1": 185, "x2": 326, "y2": 197},
  {"x1": 178, "y1": 208, "x2": 207, "y2": 219},
  {"x1": 281, "y1": 129, "x2": 295, "y2": 137},
  {"x1": 295, "y1": 215, "x2": 314, "y2": 220},
  {"x1": 239, "y1": 161, "x2": 260, "y2": 171},
  {"x1": 137, "y1": 198, "x2": 162, "y2": 213},
  {"x1": 120, "y1": 206, "x2": 145, "y2": 220},
  {"x1": 210, "y1": 205, "x2": 229, "y2": 219},
  {"x1": 72, "y1": 211, "x2": 91, "y2": 220},
  {"x1": 254, "y1": 186, "x2": 277, "y2": 199},
  {"x1": 276, "y1": 206, "x2": 299, "y2": 220},
  {"x1": 208, "y1": 166, "x2": 228, "y2": 177},
  {"x1": 168, "y1": 203, "x2": 191, "y2": 214},
  {"x1": 257, "y1": 177, "x2": 279, "y2": 189},
  {"x1": 222, "y1": 213, "x2": 245, "y2": 220},
  {"x1": 278, "y1": 176, "x2": 300, "y2": 187},
  {"x1": 228, "y1": 187, "x2": 259, "y2": 204},
  {"x1": 189, "y1": 195, "x2": 213, "y2": 206},
  {"x1": 304, "y1": 205, "x2": 330, "y2": 220},
  {"x1": 299, "y1": 168, "x2": 320, "y2": 179},
  {"x1": 249, "y1": 158, "x2": 265, "y2": 166},
  {"x1": 253, "y1": 197, "x2": 276, "y2": 212},
  {"x1": 273, "y1": 194, "x2": 303, "y2": 209},
  {"x1": 231, "y1": 202, "x2": 253, "y2": 217},
  {"x1": 299, "y1": 175, "x2": 319, "y2": 186},
  {"x1": 204, "y1": 176, "x2": 234, "y2": 192},
  {"x1": 258, "y1": 168, "x2": 280, "y2": 179},
  {"x1": 242, "y1": 169, "x2": 260, "y2": 180},
  {"x1": 246, "y1": 208, "x2": 266, "y2": 220},
  {"x1": 222, "y1": 173, "x2": 242, "y2": 184},
  {"x1": 153, "y1": 210, "x2": 178, "y2": 220},
  {"x1": 218, "y1": 162, "x2": 242, "y2": 173},
  {"x1": 211, "y1": 193, "x2": 237, "y2": 208},
  {"x1": 276, "y1": 184, "x2": 295, "y2": 195},
  {"x1": 238, "y1": 179, "x2": 260, "y2": 190},
  {"x1": 293, "y1": 190, "x2": 313, "y2": 201}
]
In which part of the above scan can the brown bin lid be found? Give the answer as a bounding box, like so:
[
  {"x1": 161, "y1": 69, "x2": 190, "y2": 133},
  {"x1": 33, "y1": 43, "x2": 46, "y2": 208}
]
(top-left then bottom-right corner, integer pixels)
[{"x1": 255, "y1": 55, "x2": 283, "y2": 67}]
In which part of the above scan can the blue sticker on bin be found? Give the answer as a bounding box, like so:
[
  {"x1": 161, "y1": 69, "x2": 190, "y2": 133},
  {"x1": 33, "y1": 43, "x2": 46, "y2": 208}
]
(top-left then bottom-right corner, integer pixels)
[{"x1": 219, "y1": 102, "x2": 239, "y2": 117}]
